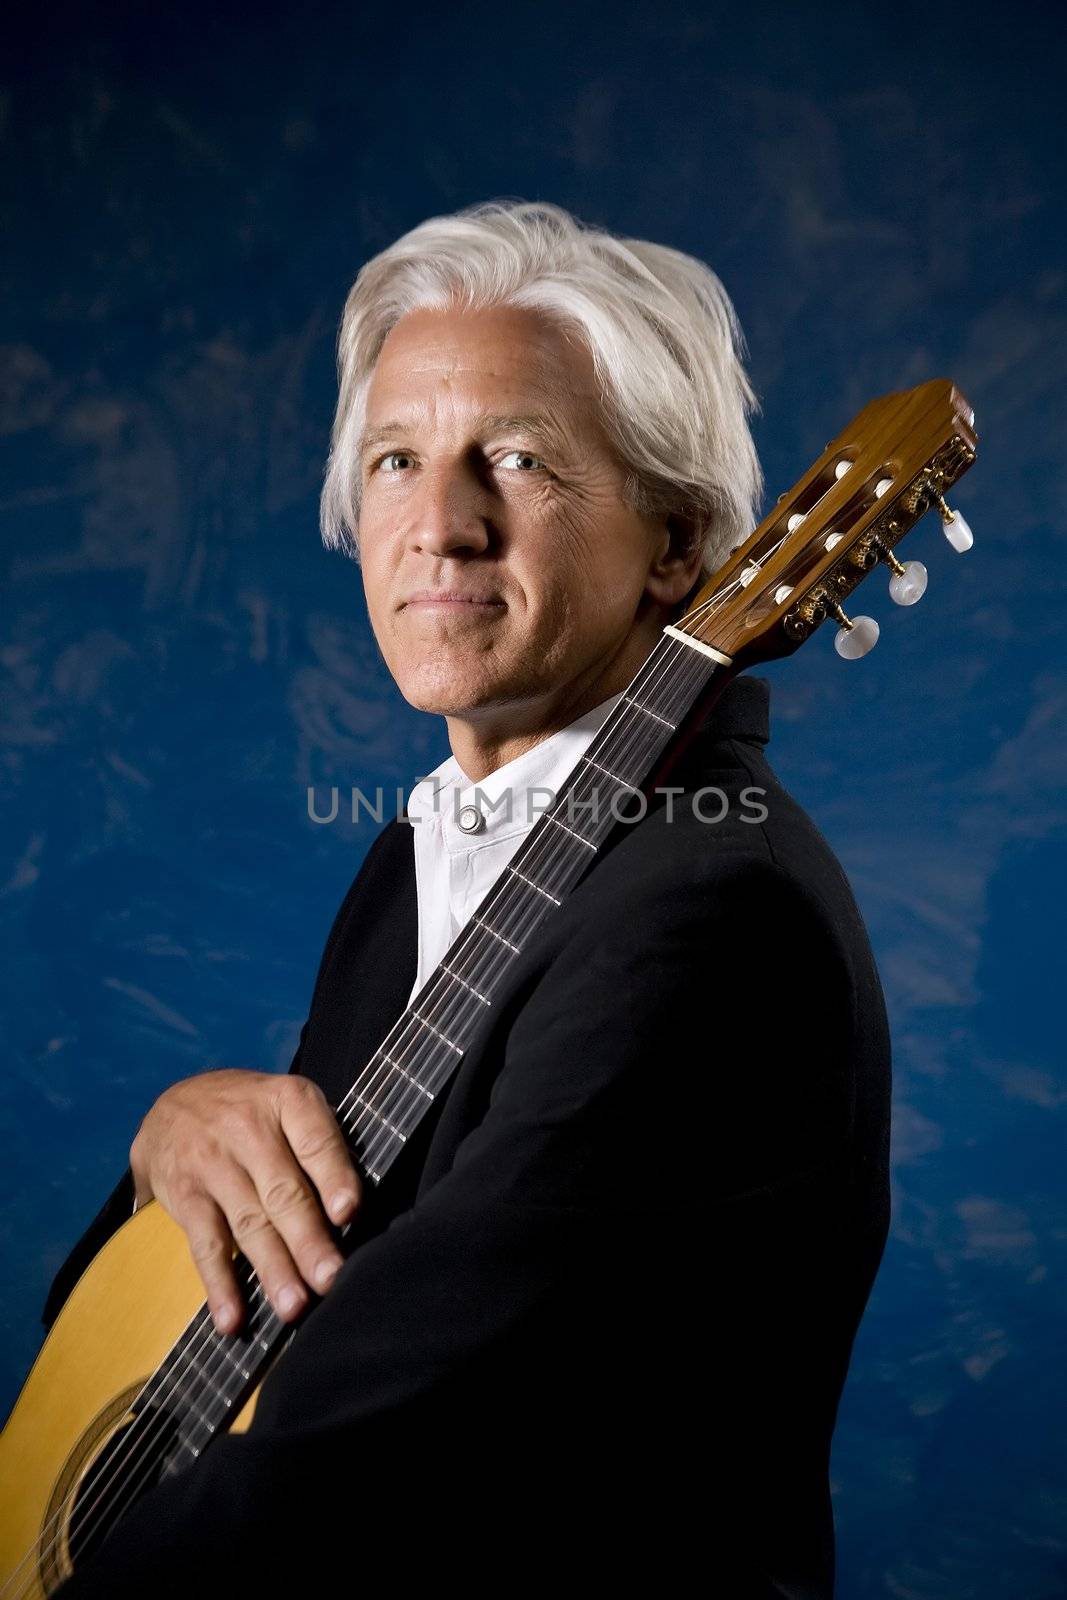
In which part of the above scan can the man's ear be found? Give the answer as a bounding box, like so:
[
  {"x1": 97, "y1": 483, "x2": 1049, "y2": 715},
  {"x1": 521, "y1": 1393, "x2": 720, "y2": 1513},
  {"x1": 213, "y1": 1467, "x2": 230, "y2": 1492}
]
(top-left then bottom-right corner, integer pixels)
[{"x1": 645, "y1": 509, "x2": 708, "y2": 609}]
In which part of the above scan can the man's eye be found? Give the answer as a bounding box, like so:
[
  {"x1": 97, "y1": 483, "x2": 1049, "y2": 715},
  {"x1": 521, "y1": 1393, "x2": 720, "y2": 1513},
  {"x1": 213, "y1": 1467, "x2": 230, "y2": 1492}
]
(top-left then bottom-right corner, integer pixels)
[
  {"x1": 499, "y1": 450, "x2": 546, "y2": 472},
  {"x1": 378, "y1": 452, "x2": 415, "y2": 472}
]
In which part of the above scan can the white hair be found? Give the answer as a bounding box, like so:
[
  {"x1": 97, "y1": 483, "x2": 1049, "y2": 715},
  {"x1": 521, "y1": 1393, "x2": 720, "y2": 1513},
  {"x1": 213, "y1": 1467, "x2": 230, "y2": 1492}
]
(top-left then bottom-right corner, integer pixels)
[{"x1": 320, "y1": 199, "x2": 762, "y2": 579}]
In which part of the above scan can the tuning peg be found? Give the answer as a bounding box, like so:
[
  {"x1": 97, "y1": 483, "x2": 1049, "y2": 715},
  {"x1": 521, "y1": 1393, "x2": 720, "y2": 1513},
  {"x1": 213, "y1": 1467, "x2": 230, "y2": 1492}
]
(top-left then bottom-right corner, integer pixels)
[
  {"x1": 878, "y1": 544, "x2": 928, "y2": 605},
  {"x1": 934, "y1": 492, "x2": 973, "y2": 552},
  {"x1": 831, "y1": 602, "x2": 880, "y2": 659},
  {"x1": 888, "y1": 560, "x2": 928, "y2": 604}
]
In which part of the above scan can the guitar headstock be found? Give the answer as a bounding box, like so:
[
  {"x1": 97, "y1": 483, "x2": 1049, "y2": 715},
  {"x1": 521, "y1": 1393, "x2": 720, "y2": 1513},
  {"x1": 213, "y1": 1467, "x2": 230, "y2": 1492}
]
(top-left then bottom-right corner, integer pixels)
[{"x1": 674, "y1": 379, "x2": 977, "y2": 665}]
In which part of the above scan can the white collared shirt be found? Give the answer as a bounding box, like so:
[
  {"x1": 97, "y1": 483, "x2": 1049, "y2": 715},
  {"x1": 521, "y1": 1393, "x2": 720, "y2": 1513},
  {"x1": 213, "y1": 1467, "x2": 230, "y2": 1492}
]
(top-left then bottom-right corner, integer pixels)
[{"x1": 404, "y1": 692, "x2": 624, "y2": 1008}]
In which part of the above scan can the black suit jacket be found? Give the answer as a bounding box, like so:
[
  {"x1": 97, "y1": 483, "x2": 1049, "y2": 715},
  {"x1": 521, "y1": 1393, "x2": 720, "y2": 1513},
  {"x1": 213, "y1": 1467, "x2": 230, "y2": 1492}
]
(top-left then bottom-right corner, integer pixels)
[{"x1": 48, "y1": 673, "x2": 891, "y2": 1600}]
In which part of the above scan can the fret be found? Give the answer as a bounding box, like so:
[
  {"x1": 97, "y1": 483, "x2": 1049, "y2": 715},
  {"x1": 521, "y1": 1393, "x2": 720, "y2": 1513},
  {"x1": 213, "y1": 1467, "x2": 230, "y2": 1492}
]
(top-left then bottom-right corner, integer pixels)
[
  {"x1": 382, "y1": 1052, "x2": 435, "y2": 1099},
  {"x1": 206, "y1": 1336, "x2": 252, "y2": 1386},
  {"x1": 181, "y1": 1394, "x2": 216, "y2": 1435},
  {"x1": 151, "y1": 1337, "x2": 231, "y2": 1413},
  {"x1": 581, "y1": 753, "x2": 634, "y2": 788},
  {"x1": 195, "y1": 1360, "x2": 234, "y2": 1410},
  {"x1": 351, "y1": 1089, "x2": 407, "y2": 1141},
  {"x1": 507, "y1": 865, "x2": 563, "y2": 906},
  {"x1": 441, "y1": 928, "x2": 502, "y2": 980},
  {"x1": 622, "y1": 693, "x2": 676, "y2": 730},
  {"x1": 544, "y1": 811, "x2": 597, "y2": 849},
  {"x1": 441, "y1": 961, "x2": 491, "y2": 1006},
  {"x1": 472, "y1": 914, "x2": 522, "y2": 954},
  {"x1": 187, "y1": 1344, "x2": 253, "y2": 1386},
  {"x1": 410, "y1": 1008, "x2": 464, "y2": 1055}
]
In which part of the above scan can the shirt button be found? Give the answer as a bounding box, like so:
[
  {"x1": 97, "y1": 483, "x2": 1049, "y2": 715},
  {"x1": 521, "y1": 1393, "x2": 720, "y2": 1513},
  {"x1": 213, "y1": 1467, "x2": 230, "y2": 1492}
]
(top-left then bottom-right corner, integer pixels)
[{"x1": 456, "y1": 803, "x2": 486, "y2": 835}]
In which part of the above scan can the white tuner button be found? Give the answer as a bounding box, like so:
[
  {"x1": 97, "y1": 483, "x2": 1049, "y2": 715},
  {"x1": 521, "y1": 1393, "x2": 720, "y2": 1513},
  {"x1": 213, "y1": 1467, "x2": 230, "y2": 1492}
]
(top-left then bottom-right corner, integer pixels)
[
  {"x1": 834, "y1": 615, "x2": 880, "y2": 659},
  {"x1": 888, "y1": 559, "x2": 928, "y2": 605},
  {"x1": 942, "y1": 508, "x2": 974, "y2": 552}
]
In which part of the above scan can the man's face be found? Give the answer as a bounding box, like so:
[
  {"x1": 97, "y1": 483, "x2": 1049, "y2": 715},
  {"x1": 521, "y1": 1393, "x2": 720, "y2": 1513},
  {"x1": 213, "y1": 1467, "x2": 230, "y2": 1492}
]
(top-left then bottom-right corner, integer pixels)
[{"x1": 356, "y1": 302, "x2": 684, "y2": 728}]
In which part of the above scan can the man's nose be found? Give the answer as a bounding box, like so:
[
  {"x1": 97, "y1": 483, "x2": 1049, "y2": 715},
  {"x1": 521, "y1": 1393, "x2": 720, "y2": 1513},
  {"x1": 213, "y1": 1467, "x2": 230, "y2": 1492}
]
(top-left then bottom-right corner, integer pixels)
[{"x1": 407, "y1": 458, "x2": 492, "y2": 557}]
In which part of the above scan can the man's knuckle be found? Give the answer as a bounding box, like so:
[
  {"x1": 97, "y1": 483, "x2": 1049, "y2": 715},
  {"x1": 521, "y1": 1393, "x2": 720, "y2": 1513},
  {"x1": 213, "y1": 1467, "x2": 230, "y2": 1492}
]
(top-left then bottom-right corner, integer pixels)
[
  {"x1": 262, "y1": 1176, "x2": 310, "y2": 1215},
  {"x1": 189, "y1": 1232, "x2": 229, "y2": 1268},
  {"x1": 221, "y1": 1103, "x2": 258, "y2": 1140},
  {"x1": 286, "y1": 1075, "x2": 323, "y2": 1106},
  {"x1": 290, "y1": 1127, "x2": 338, "y2": 1163},
  {"x1": 231, "y1": 1204, "x2": 270, "y2": 1240},
  {"x1": 170, "y1": 1172, "x2": 201, "y2": 1207}
]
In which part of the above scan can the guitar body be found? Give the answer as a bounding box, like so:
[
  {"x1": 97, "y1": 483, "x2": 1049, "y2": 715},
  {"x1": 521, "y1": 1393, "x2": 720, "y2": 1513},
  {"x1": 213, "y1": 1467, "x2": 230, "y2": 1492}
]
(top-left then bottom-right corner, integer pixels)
[{"x1": 0, "y1": 1201, "x2": 259, "y2": 1596}]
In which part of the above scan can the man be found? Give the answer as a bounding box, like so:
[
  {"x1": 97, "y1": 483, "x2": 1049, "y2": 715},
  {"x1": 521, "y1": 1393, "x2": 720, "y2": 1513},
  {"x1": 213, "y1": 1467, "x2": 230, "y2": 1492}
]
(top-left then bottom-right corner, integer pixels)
[{"x1": 46, "y1": 201, "x2": 891, "y2": 1598}]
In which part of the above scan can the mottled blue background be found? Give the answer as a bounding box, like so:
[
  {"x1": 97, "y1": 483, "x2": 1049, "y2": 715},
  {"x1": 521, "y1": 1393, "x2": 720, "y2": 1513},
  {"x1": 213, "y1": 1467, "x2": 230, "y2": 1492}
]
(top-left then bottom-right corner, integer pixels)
[{"x1": 2, "y1": 2, "x2": 1064, "y2": 1593}]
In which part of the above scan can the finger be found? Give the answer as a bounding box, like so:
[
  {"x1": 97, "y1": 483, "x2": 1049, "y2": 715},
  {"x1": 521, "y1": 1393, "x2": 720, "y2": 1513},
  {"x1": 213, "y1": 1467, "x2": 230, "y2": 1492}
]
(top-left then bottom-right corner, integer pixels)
[
  {"x1": 216, "y1": 1163, "x2": 324, "y2": 1324},
  {"x1": 167, "y1": 1190, "x2": 244, "y2": 1336},
  {"x1": 240, "y1": 1137, "x2": 347, "y2": 1302},
  {"x1": 279, "y1": 1077, "x2": 363, "y2": 1226}
]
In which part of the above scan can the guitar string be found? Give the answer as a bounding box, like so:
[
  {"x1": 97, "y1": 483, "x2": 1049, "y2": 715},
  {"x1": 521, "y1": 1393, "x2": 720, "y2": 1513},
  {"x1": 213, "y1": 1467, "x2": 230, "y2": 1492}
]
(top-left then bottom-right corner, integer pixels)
[{"x1": 16, "y1": 574, "x2": 754, "y2": 1594}]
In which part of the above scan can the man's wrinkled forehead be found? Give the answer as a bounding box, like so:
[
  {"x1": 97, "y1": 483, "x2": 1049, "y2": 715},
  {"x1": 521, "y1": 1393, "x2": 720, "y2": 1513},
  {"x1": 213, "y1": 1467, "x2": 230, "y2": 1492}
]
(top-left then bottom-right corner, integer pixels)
[{"x1": 362, "y1": 305, "x2": 602, "y2": 447}]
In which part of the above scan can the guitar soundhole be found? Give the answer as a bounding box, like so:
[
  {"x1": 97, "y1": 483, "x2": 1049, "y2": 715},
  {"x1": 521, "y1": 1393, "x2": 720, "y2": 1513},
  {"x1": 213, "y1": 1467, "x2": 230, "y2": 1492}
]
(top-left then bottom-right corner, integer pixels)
[{"x1": 64, "y1": 1406, "x2": 179, "y2": 1572}]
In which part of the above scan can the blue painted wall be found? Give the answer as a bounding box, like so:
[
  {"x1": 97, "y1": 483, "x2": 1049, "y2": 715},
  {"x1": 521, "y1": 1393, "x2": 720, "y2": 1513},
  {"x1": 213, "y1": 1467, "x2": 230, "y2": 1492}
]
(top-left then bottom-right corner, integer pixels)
[{"x1": 3, "y1": 3, "x2": 1064, "y2": 1592}]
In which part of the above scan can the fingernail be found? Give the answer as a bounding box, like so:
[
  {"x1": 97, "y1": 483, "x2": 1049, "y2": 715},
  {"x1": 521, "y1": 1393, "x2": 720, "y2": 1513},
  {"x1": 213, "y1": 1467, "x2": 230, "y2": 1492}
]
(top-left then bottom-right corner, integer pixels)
[
  {"x1": 315, "y1": 1254, "x2": 343, "y2": 1292},
  {"x1": 215, "y1": 1302, "x2": 237, "y2": 1333},
  {"x1": 329, "y1": 1191, "x2": 357, "y2": 1221},
  {"x1": 278, "y1": 1284, "x2": 304, "y2": 1316}
]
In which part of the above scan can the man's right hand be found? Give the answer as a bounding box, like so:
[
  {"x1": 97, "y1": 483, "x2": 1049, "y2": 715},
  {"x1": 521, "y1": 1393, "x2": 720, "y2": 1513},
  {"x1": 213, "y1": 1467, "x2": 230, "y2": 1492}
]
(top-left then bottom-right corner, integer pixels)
[{"x1": 129, "y1": 1069, "x2": 363, "y2": 1336}]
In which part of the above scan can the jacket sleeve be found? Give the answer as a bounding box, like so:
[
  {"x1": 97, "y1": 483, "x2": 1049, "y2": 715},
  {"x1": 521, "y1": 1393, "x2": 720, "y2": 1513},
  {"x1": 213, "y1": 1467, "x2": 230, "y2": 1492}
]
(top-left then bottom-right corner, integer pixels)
[{"x1": 52, "y1": 857, "x2": 858, "y2": 1596}]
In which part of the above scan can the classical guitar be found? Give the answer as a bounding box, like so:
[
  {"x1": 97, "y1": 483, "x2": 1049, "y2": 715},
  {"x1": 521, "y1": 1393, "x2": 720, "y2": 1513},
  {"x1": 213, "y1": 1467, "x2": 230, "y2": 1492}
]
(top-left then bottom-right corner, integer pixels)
[{"x1": 0, "y1": 379, "x2": 977, "y2": 1595}]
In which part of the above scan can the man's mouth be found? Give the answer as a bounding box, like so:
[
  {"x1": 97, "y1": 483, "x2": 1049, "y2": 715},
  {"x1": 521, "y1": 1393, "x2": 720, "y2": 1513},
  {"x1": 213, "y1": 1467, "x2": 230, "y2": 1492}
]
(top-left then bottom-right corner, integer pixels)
[{"x1": 402, "y1": 591, "x2": 506, "y2": 609}]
